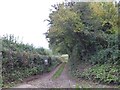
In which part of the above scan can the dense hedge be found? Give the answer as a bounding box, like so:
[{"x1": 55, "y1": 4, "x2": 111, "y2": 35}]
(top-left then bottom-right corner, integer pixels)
[
  {"x1": 2, "y1": 50, "x2": 61, "y2": 87},
  {"x1": 68, "y1": 33, "x2": 120, "y2": 85},
  {"x1": 1, "y1": 34, "x2": 62, "y2": 87}
]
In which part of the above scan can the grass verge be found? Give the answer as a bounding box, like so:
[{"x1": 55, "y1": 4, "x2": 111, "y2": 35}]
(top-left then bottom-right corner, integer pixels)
[{"x1": 52, "y1": 63, "x2": 66, "y2": 80}]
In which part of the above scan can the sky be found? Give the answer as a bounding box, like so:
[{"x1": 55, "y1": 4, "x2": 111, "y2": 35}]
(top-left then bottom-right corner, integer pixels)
[
  {"x1": 0, "y1": 0, "x2": 64, "y2": 49},
  {"x1": 0, "y1": 0, "x2": 119, "y2": 49}
]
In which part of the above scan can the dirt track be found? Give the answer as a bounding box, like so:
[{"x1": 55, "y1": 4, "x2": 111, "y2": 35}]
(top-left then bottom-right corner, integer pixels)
[{"x1": 13, "y1": 63, "x2": 117, "y2": 88}]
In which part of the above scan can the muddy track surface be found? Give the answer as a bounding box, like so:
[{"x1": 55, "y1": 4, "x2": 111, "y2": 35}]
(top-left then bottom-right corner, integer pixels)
[{"x1": 13, "y1": 63, "x2": 117, "y2": 88}]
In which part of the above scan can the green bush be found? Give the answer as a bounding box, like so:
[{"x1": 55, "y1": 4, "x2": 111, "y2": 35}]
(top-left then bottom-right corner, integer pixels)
[
  {"x1": 1, "y1": 34, "x2": 62, "y2": 87},
  {"x1": 2, "y1": 50, "x2": 61, "y2": 87},
  {"x1": 81, "y1": 64, "x2": 120, "y2": 84}
]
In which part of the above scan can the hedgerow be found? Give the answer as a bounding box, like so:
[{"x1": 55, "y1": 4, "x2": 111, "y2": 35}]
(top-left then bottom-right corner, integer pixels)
[{"x1": 1, "y1": 34, "x2": 62, "y2": 87}]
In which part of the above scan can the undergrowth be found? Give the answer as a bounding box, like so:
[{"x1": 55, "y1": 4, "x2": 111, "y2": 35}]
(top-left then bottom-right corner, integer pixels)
[{"x1": 81, "y1": 64, "x2": 120, "y2": 85}]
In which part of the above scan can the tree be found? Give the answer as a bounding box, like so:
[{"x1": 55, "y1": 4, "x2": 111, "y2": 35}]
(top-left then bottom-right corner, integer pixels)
[{"x1": 45, "y1": 1, "x2": 119, "y2": 65}]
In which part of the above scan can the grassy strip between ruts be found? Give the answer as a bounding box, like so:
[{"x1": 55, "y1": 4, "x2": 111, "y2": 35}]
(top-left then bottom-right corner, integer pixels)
[{"x1": 52, "y1": 63, "x2": 66, "y2": 80}]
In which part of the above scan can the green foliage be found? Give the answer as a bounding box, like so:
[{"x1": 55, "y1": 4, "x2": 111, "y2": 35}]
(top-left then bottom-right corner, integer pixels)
[
  {"x1": 46, "y1": 2, "x2": 119, "y2": 63},
  {"x1": 2, "y1": 34, "x2": 62, "y2": 87},
  {"x1": 81, "y1": 64, "x2": 120, "y2": 84},
  {"x1": 89, "y1": 32, "x2": 120, "y2": 65},
  {"x1": 45, "y1": 1, "x2": 119, "y2": 85},
  {"x1": 2, "y1": 34, "x2": 49, "y2": 55}
]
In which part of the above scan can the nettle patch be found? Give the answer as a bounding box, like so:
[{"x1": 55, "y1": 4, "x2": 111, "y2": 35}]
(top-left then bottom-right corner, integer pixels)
[{"x1": 81, "y1": 64, "x2": 120, "y2": 85}]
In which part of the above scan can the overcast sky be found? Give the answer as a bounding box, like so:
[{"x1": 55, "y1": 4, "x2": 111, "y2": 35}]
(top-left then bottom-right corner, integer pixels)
[
  {"x1": 0, "y1": 0, "x2": 119, "y2": 49},
  {"x1": 0, "y1": 0, "x2": 64, "y2": 49}
]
